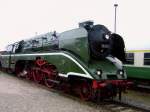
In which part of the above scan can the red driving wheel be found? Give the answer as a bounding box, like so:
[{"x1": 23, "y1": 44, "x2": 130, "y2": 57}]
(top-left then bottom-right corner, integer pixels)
[
  {"x1": 32, "y1": 68, "x2": 44, "y2": 83},
  {"x1": 79, "y1": 81, "x2": 92, "y2": 101},
  {"x1": 43, "y1": 64, "x2": 58, "y2": 88}
]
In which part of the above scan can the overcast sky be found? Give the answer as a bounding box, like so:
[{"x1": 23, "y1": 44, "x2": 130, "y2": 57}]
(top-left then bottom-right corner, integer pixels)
[{"x1": 0, "y1": 0, "x2": 150, "y2": 50}]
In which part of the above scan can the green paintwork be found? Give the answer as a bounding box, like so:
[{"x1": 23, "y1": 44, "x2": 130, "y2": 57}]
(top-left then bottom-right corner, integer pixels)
[
  {"x1": 58, "y1": 27, "x2": 125, "y2": 80},
  {"x1": 0, "y1": 55, "x2": 9, "y2": 68},
  {"x1": 88, "y1": 59, "x2": 126, "y2": 80},
  {"x1": 0, "y1": 26, "x2": 126, "y2": 81},
  {"x1": 59, "y1": 28, "x2": 90, "y2": 64},
  {"x1": 89, "y1": 60, "x2": 117, "y2": 73},
  {"x1": 1, "y1": 51, "x2": 90, "y2": 77},
  {"x1": 0, "y1": 50, "x2": 125, "y2": 80},
  {"x1": 44, "y1": 52, "x2": 86, "y2": 74},
  {"x1": 125, "y1": 66, "x2": 150, "y2": 80}
]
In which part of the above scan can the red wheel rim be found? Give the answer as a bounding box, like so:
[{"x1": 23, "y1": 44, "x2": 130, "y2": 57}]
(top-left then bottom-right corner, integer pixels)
[
  {"x1": 44, "y1": 74, "x2": 55, "y2": 88},
  {"x1": 79, "y1": 82, "x2": 92, "y2": 101},
  {"x1": 33, "y1": 69, "x2": 43, "y2": 83},
  {"x1": 43, "y1": 64, "x2": 58, "y2": 88}
]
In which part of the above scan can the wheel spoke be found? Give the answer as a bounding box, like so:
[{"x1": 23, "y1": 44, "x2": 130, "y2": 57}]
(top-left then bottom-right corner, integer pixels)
[
  {"x1": 44, "y1": 74, "x2": 55, "y2": 88},
  {"x1": 43, "y1": 64, "x2": 58, "y2": 88},
  {"x1": 33, "y1": 69, "x2": 43, "y2": 83}
]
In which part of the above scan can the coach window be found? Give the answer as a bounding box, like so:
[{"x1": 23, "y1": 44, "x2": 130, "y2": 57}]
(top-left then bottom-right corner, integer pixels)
[
  {"x1": 144, "y1": 53, "x2": 150, "y2": 65},
  {"x1": 125, "y1": 53, "x2": 134, "y2": 64}
]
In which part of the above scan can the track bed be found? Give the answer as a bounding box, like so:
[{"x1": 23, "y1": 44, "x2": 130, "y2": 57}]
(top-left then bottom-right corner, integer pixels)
[{"x1": 0, "y1": 71, "x2": 149, "y2": 112}]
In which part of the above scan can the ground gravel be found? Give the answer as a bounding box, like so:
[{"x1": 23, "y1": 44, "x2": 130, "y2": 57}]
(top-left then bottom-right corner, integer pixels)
[{"x1": 0, "y1": 72, "x2": 109, "y2": 112}]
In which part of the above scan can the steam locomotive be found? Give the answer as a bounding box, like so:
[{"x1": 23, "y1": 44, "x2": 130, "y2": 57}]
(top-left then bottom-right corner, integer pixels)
[{"x1": 0, "y1": 21, "x2": 130, "y2": 100}]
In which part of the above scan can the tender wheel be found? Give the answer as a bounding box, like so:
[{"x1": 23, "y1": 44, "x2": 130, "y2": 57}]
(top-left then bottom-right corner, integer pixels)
[
  {"x1": 79, "y1": 81, "x2": 92, "y2": 101},
  {"x1": 24, "y1": 61, "x2": 34, "y2": 80},
  {"x1": 25, "y1": 68, "x2": 33, "y2": 80},
  {"x1": 15, "y1": 62, "x2": 25, "y2": 77},
  {"x1": 15, "y1": 66, "x2": 21, "y2": 77}
]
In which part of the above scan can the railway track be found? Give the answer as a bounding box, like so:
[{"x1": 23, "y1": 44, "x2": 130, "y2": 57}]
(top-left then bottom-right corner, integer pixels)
[
  {"x1": 113, "y1": 98, "x2": 150, "y2": 112},
  {"x1": 1, "y1": 71, "x2": 149, "y2": 112},
  {"x1": 132, "y1": 85, "x2": 150, "y2": 94},
  {"x1": 29, "y1": 78, "x2": 149, "y2": 112},
  {"x1": 54, "y1": 90, "x2": 149, "y2": 112}
]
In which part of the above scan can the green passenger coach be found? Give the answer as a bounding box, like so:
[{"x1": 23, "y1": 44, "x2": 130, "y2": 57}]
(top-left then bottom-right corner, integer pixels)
[
  {"x1": 0, "y1": 21, "x2": 130, "y2": 100},
  {"x1": 125, "y1": 50, "x2": 150, "y2": 88}
]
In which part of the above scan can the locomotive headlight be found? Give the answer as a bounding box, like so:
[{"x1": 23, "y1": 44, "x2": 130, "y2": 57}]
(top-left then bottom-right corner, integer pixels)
[
  {"x1": 118, "y1": 70, "x2": 124, "y2": 75},
  {"x1": 105, "y1": 34, "x2": 109, "y2": 39},
  {"x1": 119, "y1": 71, "x2": 123, "y2": 75},
  {"x1": 96, "y1": 69, "x2": 102, "y2": 76}
]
